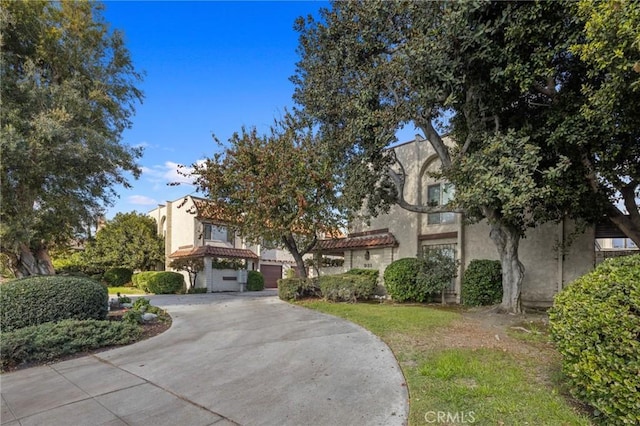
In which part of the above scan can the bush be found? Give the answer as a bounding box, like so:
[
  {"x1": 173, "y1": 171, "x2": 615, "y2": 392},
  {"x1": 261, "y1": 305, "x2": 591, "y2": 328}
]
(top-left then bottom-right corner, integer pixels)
[
  {"x1": 346, "y1": 268, "x2": 379, "y2": 281},
  {"x1": 146, "y1": 271, "x2": 184, "y2": 294},
  {"x1": 384, "y1": 254, "x2": 457, "y2": 303},
  {"x1": 0, "y1": 319, "x2": 141, "y2": 371},
  {"x1": 319, "y1": 273, "x2": 377, "y2": 302},
  {"x1": 461, "y1": 260, "x2": 502, "y2": 306},
  {"x1": 132, "y1": 297, "x2": 151, "y2": 311},
  {"x1": 383, "y1": 258, "x2": 429, "y2": 302},
  {"x1": 132, "y1": 271, "x2": 157, "y2": 292},
  {"x1": 278, "y1": 277, "x2": 320, "y2": 301},
  {"x1": 187, "y1": 287, "x2": 208, "y2": 294},
  {"x1": 122, "y1": 309, "x2": 143, "y2": 324},
  {"x1": 0, "y1": 276, "x2": 108, "y2": 332},
  {"x1": 549, "y1": 255, "x2": 640, "y2": 425},
  {"x1": 247, "y1": 270, "x2": 264, "y2": 291},
  {"x1": 102, "y1": 267, "x2": 133, "y2": 287}
]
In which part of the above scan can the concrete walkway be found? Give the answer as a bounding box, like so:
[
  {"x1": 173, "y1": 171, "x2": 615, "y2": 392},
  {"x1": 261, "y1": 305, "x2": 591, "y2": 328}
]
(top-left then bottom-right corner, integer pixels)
[{"x1": 1, "y1": 292, "x2": 408, "y2": 426}]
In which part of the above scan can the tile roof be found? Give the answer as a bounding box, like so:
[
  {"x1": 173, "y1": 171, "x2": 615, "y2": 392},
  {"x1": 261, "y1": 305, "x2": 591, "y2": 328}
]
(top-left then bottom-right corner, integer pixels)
[
  {"x1": 314, "y1": 232, "x2": 398, "y2": 252},
  {"x1": 169, "y1": 245, "x2": 258, "y2": 260}
]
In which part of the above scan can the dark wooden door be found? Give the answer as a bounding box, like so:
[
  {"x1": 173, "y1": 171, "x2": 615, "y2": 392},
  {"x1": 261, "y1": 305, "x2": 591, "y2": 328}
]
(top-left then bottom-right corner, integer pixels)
[{"x1": 260, "y1": 264, "x2": 282, "y2": 288}]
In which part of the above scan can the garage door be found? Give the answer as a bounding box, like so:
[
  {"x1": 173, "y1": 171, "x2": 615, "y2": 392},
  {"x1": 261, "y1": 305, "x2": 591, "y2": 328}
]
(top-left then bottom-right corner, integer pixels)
[{"x1": 260, "y1": 264, "x2": 282, "y2": 288}]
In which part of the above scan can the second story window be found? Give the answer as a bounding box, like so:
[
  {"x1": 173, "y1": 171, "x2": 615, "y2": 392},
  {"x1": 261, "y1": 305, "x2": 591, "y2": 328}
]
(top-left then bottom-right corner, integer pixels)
[
  {"x1": 203, "y1": 223, "x2": 234, "y2": 244},
  {"x1": 426, "y1": 183, "x2": 455, "y2": 225}
]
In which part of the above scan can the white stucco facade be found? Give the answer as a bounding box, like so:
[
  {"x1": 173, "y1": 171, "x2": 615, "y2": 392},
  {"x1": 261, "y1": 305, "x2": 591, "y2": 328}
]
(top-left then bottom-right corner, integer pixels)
[{"x1": 148, "y1": 195, "x2": 297, "y2": 290}]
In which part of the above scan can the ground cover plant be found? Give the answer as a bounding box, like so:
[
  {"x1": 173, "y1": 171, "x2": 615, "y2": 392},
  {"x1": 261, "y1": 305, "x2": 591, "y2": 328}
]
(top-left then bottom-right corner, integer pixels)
[
  {"x1": 0, "y1": 292, "x2": 171, "y2": 372},
  {"x1": 0, "y1": 320, "x2": 141, "y2": 371},
  {"x1": 301, "y1": 301, "x2": 591, "y2": 425}
]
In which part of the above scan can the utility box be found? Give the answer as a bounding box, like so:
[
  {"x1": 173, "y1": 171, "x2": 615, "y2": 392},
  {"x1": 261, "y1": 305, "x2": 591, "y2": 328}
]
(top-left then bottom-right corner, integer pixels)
[{"x1": 237, "y1": 269, "x2": 248, "y2": 292}]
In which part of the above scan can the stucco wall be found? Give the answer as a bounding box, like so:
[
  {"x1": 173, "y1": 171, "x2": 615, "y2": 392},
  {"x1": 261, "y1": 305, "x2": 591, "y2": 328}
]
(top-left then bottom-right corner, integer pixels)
[
  {"x1": 338, "y1": 137, "x2": 595, "y2": 307},
  {"x1": 464, "y1": 219, "x2": 595, "y2": 307}
]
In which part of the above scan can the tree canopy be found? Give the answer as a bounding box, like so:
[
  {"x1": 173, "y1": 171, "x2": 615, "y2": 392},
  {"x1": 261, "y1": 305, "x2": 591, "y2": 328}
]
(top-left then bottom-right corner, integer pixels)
[
  {"x1": 83, "y1": 212, "x2": 164, "y2": 272},
  {"x1": 0, "y1": 0, "x2": 143, "y2": 277},
  {"x1": 189, "y1": 115, "x2": 344, "y2": 277},
  {"x1": 292, "y1": 0, "x2": 639, "y2": 312}
]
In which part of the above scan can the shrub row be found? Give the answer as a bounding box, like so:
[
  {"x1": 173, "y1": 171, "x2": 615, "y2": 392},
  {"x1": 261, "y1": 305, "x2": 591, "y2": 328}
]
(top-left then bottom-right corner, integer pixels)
[
  {"x1": 0, "y1": 276, "x2": 108, "y2": 332},
  {"x1": 132, "y1": 271, "x2": 184, "y2": 294},
  {"x1": 247, "y1": 270, "x2": 264, "y2": 291},
  {"x1": 549, "y1": 255, "x2": 640, "y2": 425},
  {"x1": 277, "y1": 269, "x2": 378, "y2": 302},
  {"x1": 0, "y1": 319, "x2": 141, "y2": 371},
  {"x1": 278, "y1": 277, "x2": 321, "y2": 301},
  {"x1": 461, "y1": 260, "x2": 502, "y2": 306},
  {"x1": 318, "y1": 270, "x2": 378, "y2": 302}
]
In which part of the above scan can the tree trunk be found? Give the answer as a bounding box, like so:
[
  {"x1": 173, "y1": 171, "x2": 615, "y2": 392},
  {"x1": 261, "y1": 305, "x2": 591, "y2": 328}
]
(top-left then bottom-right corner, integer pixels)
[
  {"x1": 607, "y1": 202, "x2": 640, "y2": 248},
  {"x1": 281, "y1": 234, "x2": 308, "y2": 278},
  {"x1": 489, "y1": 223, "x2": 524, "y2": 314},
  {"x1": 13, "y1": 243, "x2": 56, "y2": 277}
]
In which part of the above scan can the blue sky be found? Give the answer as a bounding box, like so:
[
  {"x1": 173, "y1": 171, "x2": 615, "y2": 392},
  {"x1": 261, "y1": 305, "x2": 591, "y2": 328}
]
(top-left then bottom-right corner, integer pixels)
[{"x1": 101, "y1": 1, "x2": 416, "y2": 219}]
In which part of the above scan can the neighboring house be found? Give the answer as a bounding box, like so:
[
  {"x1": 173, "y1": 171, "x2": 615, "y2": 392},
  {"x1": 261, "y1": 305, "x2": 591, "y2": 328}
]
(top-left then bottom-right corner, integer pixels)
[
  {"x1": 314, "y1": 136, "x2": 596, "y2": 308},
  {"x1": 148, "y1": 195, "x2": 297, "y2": 291},
  {"x1": 595, "y1": 221, "x2": 639, "y2": 264}
]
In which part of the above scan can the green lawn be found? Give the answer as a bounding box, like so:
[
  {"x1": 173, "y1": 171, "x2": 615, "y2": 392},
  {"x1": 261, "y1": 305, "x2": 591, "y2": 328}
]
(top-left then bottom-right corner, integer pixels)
[
  {"x1": 301, "y1": 301, "x2": 591, "y2": 426},
  {"x1": 107, "y1": 286, "x2": 146, "y2": 295}
]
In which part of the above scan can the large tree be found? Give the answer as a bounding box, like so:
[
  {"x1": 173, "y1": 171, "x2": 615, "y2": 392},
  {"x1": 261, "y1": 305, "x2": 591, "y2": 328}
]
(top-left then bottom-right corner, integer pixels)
[
  {"x1": 293, "y1": 1, "x2": 596, "y2": 313},
  {"x1": 568, "y1": 0, "x2": 640, "y2": 245},
  {"x1": 0, "y1": 1, "x2": 143, "y2": 277},
  {"x1": 188, "y1": 116, "x2": 344, "y2": 278},
  {"x1": 82, "y1": 212, "x2": 164, "y2": 272}
]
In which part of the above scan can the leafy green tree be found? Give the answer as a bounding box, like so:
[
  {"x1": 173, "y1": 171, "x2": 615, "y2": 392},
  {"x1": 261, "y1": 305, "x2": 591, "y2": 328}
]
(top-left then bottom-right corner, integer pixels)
[
  {"x1": 0, "y1": 1, "x2": 143, "y2": 277},
  {"x1": 83, "y1": 213, "x2": 163, "y2": 272},
  {"x1": 568, "y1": 0, "x2": 640, "y2": 245},
  {"x1": 293, "y1": 1, "x2": 586, "y2": 313},
  {"x1": 188, "y1": 115, "x2": 344, "y2": 278}
]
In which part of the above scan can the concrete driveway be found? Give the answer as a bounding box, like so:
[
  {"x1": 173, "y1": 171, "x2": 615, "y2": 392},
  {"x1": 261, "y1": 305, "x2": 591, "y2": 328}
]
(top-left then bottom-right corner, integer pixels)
[{"x1": 1, "y1": 292, "x2": 408, "y2": 426}]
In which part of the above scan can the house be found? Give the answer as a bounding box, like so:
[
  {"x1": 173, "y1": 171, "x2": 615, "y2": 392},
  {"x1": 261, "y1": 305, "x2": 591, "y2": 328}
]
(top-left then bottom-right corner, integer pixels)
[
  {"x1": 148, "y1": 195, "x2": 297, "y2": 291},
  {"x1": 313, "y1": 136, "x2": 596, "y2": 308}
]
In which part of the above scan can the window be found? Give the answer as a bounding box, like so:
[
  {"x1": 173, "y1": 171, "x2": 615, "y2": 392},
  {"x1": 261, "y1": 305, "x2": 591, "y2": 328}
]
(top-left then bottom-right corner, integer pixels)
[
  {"x1": 422, "y1": 243, "x2": 457, "y2": 292},
  {"x1": 612, "y1": 238, "x2": 625, "y2": 249},
  {"x1": 203, "y1": 223, "x2": 234, "y2": 244},
  {"x1": 426, "y1": 183, "x2": 455, "y2": 225}
]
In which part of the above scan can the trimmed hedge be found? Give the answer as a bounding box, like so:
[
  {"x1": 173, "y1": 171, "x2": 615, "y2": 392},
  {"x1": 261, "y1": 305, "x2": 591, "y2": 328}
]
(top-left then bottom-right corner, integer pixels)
[
  {"x1": 383, "y1": 258, "x2": 425, "y2": 302},
  {"x1": 461, "y1": 260, "x2": 502, "y2": 306},
  {"x1": 346, "y1": 268, "x2": 379, "y2": 281},
  {"x1": 247, "y1": 270, "x2": 265, "y2": 291},
  {"x1": 549, "y1": 255, "x2": 640, "y2": 425},
  {"x1": 102, "y1": 267, "x2": 133, "y2": 287},
  {"x1": 0, "y1": 276, "x2": 108, "y2": 332},
  {"x1": 319, "y1": 272, "x2": 377, "y2": 302},
  {"x1": 132, "y1": 271, "x2": 156, "y2": 292},
  {"x1": 0, "y1": 319, "x2": 140, "y2": 371},
  {"x1": 278, "y1": 277, "x2": 320, "y2": 301},
  {"x1": 147, "y1": 272, "x2": 184, "y2": 294}
]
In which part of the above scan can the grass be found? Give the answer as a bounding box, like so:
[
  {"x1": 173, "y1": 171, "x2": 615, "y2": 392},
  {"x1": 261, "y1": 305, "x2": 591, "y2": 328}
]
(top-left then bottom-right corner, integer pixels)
[
  {"x1": 301, "y1": 301, "x2": 591, "y2": 426},
  {"x1": 108, "y1": 286, "x2": 146, "y2": 295}
]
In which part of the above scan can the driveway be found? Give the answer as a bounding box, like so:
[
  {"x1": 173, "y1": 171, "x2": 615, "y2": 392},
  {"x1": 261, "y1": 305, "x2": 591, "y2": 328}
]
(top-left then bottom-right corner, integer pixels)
[{"x1": 1, "y1": 292, "x2": 408, "y2": 426}]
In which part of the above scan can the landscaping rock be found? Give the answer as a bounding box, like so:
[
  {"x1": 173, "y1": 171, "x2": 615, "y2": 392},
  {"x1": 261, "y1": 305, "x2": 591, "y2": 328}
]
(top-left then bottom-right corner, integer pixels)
[
  {"x1": 142, "y1": 313, "x2": 158, "y2": 322},
  {"x1": 121, "y1": 303, "x2": 133, "y2": 308}
]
